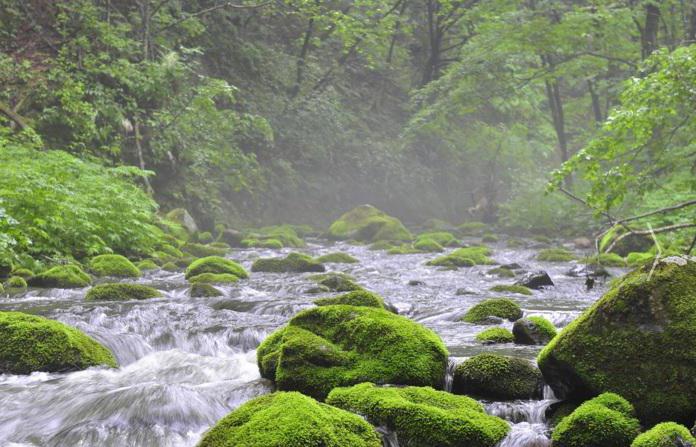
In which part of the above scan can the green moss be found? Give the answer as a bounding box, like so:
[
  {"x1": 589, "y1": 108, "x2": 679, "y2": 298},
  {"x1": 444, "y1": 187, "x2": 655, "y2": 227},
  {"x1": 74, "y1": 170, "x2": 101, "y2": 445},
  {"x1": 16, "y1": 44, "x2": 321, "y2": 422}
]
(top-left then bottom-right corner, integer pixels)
[
  {"x1": 0, "y1": 283, "x2": 4, "y2": 294},
  {"x1": 513, "y1": 316, "x2": 557, "y2": 345},
  {"x1": 188, "y1": 273, "x2": 240, "y2": 284},
  {"x1": 159, "y1": 244, "x2": 185, "y2": 258},
  {"x1": 537, "y1": 248, "x2": 576, "y2": 262},
  {"x1": 185, "y1": 256, "x2": 248, "y2": 280},
  {"x1": 475, "y1": 327, "x2": 514, "y2": 344},
  {"x1": 190, "y1": 283, "x2": 223, "y2": 298},
  {"x1": 241, "y1": 238, "x2": 284, "y2": 249},
  {"x1": 315, "y1": 252, "x2": 359, "y2": 264},
  {"x1": 197, "y1": 231, "x2": 214, "y2": 243},
  {"x1": 0, "y1": 311, "x2": 117, "y2": 374},
  {"x1": 313, "y1": 272, "x2": 362, "y2": 292},
  {"x1": 197, "y1": 391, "x2": 381, "y2": 447},
  {"x1": 314, "y1": 290, "x2": 386, "y2": 309},
  {"x1": 328, "y1": 205, "x2": 412, "y2": 243},
  {"x1": 162, "y1": 262, "x2": 179, "y2": 272},
  {"x1": 481, "y1": 233, "x2": 499, "y2": 243},
  {"x1": 254, "y1": 225, "x2": 305, "y2": 248},
  {"x1": 413, "y1": 238, "x2": 445, "y2": 252},
  {"x1": 528, "y1": 316, "x2": 557, "y2": 339},
  {"x1": 488, "y1": 267, "x2": 515, "y2": 278},
  {"x1": 427, "y1": 246, "x2": 494, "y2": 268},
  {"x1": 548, "y1": 402, "x2": 580, "y2": 428},
  {"x1": 368, "y1": 240, "x2": 396, "y2": 250},
  {"x1": 89, "y1": 254, "x2": 140, "y2": 278},
  {"x1": 257, "y1": 305, "x2": 448, "y2": 400},
  {"x1": 10, "y1": 268, "x2": 34, "y2": 279},
  {"x1": 552, "y1": 393, "x2": 640, "y2": 447},
  {"x1": 490, "y1": 284, "x2": 533, "y2": 295},
  {"x1": 626, "y1": 251, "x2": 654, "y2": 267},
  {"x1": 136, "y1": 259, "x2": 159, "y2": 271},
  {"x1": 327, "y1": 383, "x2": 509, "y2": 447},
  {"x1": 421, "y1": 218, "x2": 454, "y2": 231},
  {"x1": 457, "y1": 222, "x2": 487, "y2": 236},
  {"x1": 462, "y1": 298, "x2": 523, "y2": 323},
  {"x1": 387, "y1": 244, "x2": 423, "y2": 255},
  {"x1": 252, "y1": 252, "x2": 325, "y2": 273},
  {"x1": 631, "y1": 422, "x2": 696, "y2": 447},
  {"x1": 538, "y1": 257, "x2": 696, "y2": 425},
  {"x1": 453, "y1": 353, "x2": 542, "y2": 400},
  {"x1": 183, "y1": 242, "x2": 228, "y2": 257},
  {"x1": 85, "y1": 283, "x2": 161, "y2": 301},
  {"x1": 28, "y1": 265, "x2": 91, "y2": 288},
  {"x1": 581, "y1": 252, "x2": 627, "y2": 267},
  {"x1": 5, "y1": 276, "x2": 28, "y2": 289},
  {"x1": 416, "y1": 231, "x2": 459, "y2": 247}
]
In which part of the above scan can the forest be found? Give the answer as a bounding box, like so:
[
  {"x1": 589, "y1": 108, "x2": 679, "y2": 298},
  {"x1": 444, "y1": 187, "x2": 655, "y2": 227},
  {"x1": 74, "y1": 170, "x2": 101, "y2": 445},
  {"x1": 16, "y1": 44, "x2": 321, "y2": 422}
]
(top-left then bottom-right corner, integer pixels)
[{"x1": 0, "y1": 1, "x2": 695, "y2": 447}]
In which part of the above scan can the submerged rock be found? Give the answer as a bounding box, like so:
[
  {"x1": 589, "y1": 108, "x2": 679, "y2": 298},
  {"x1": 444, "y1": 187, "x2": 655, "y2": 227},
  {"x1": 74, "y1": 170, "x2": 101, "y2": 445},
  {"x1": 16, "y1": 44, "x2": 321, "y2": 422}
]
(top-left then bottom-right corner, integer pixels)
[
  {"x1": 328, "y1": 204, "x2": 412, "y2": 243},
  {"x1": 513, "y1": 316, "x2": 557, "y2": 345},
  {"x1": 257, "y1": 305, "x2": 448, "y2": 400},
  {"x1": 453, "y1": 353, "x2": 543, "y2": 400},
  {"x1": 197, "y1": 391, "x2": 381, "y2": 447},
  {"x1": 515, "y1": 270, "x2": 553, "y2": 289},
  {"x1": 252, "y1": 252, "x2": 325, "y2": 273},
  {"x1": 190, "y1": 283, "x2": 223, "y2": 298},
  {"x1": 0, "y1": 311, "x2": 117, "y2": 374},
  {"x1": 327, "y1": 383, "x2": 509, "y2": 447},
  {"x1": 538, "y1": 256, "x2": 696, "y2": 425}
]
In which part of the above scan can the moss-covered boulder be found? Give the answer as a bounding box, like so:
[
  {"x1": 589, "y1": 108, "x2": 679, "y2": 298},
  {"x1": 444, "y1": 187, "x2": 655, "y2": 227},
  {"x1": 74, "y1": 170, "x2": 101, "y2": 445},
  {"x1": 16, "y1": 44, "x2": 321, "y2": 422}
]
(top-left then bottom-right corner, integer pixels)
[
  {"x1": 312, "y1": 272, "x2": 362, "y2": 292},
  {"x1": 136, "y1": 259, "x2": 159, "y2": 271},
  {"x1": 5, "y1": 276, "x2": 28, "y2": 290},
  {"x1": 413, "y1": 238, "x2": 445, "y2": 252},
  {"x1": 514, "y1": 270, "x2": 554, "y2": 289},
  {"x1": 85, "y1": 283, "x2": 161, "y2": 301},
  {"x1": 314, "y1": 290, "x2": 389, "y2": 310},
  {"x1": 552, "y1": 393, "x2": 640, "y2": 447},
  {"x1": 457, "y1": 221, "x2": 487, "y2": 236},
  {"x1": 162, "y1": 262, "x2": 179, "y2": 272},
  {"x1": 89, "y1": 254, "x2": 140, "y2": 278},
  {"x1": 328, "y1": 204, "x2": 412, "y2": 243},
  {"x1": 487, "y1": 266, "x2": 515, "y2": 278},
  {"x1": 185, "y1": 256, "x2": 248, "y2": 280},
  {"x1": 427, "y1": 246, "x2": 494, "y2": 268},
  {"x1": 453, "y1": 353, "x2": 543, "y2": 400},
  {"x1": 252, "y1": 253, "x2": 325, "y2": 273},
  {"x1": 257, "y1": 305, "x2": 448, "y2": 400},
  {"x1": 183, "y1": 242, "x2": 228, "y2": 258},
  {"x1": 537, "y1": 248, "x2": 576, "y2": 262},
  {"x1": 28, "y1": 265, "x2": 91, "y2": 288},
  {"x1": 631, "y1": 422, "x2": 696, "y2": 447},
  {"x1": 249, "y1": 225, "x2": 305, "y2": 248},
  {"x1": 314, "y1": 252, "x2": 359, "y2": 264},
  {"x1": 490, "y1": 284, "x2": 533, "y2": 295},
  {"x1": 0, "y1": 311, "x2": 117, "y2": 374},
  {"x1": 538, "y1": 256, "x2": 696, "y2": 425},
  {"x1": 241, "y1": 238, "x2": 284, "y2": 249},
  {"x1": 475, "y1": 327, "x2": 514, "y2": 344},
  {"x1": 387, "y1": 244, "x2": 423, "y2": 255},
  {"x1": 461, "y1": 298, "x2": 522, "y2": 324},
  {"x1": 513, "y1": 316, "x2": 557, "y2": 345},
  {"x1": 197, "y1": 391, "x2": 380, "y2": 447},
  {"x1": 416, "y1": 231, "x2": 459, "y2": 246},
  {"x1": 326, "y1": 383, "x2": 509, "y2": 447},
  {"x1": 190, "y1": 283, "x2": 223, "y2": 298}
]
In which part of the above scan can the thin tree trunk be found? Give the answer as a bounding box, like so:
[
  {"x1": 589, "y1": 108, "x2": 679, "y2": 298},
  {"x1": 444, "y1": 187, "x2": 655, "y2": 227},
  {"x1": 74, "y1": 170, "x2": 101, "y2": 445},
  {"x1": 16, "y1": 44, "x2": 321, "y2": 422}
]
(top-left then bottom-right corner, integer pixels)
[
  {"x1": 133, "y1": 117, "x2": 154, "y2": 195},
  {"x1": 290, "y1": 4, "x2": 317, "y2": 98},
  {"x1": 642, "y1": 3, "x2": 660, "y2": 58},
  {"x1": 588, "y1": 79, "x2": 603, "y2": 123}
]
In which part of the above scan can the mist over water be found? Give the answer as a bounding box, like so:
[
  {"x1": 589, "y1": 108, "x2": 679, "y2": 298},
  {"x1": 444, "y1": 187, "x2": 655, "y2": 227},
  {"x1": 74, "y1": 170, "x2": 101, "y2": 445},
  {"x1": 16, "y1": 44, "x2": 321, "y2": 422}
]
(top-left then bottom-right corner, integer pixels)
[{"x1": 0, "y1": 238, "x2": 616, "y2": 446}]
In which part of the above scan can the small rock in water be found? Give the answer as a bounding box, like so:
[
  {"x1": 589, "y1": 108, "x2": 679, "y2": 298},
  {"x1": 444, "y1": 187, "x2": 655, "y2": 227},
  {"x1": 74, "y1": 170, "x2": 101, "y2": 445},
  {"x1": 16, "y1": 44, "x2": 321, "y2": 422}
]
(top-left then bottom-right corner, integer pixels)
[
  {"x1": 305, "y1": 285, "x2": 331, "y2": 294},
  {"x1": 566, "y1": 264, "x2": 610, "y2": 278},
  {"x1": 455, "y1": 288, "x2": 476, "y2": 295},
  {"x1": 408, "y1": 280, "x2": 425, "y2": 286},
  {"x1": 515, "y1": 271, "x2": 553, "y2": 289},
  {"x1": 501, "y1": 263, "x2": 523, "y2": 270}
]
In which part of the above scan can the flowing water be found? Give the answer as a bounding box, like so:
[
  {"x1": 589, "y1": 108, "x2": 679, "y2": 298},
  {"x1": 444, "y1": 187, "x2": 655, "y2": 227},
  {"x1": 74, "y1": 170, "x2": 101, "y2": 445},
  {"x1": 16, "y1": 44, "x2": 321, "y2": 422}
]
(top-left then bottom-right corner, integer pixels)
[{"x1": 0, "y1": 237, "x2": 620, "y2": 446}]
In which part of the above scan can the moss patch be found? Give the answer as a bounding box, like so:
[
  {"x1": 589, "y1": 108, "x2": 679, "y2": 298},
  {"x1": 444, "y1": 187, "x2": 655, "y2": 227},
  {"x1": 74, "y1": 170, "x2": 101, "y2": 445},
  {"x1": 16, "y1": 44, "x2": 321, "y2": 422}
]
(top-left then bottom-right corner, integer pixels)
[
  {"x1": 327, "y1": 383, "x2": 509, "y2": 447},
  {"x1": 314, "y1": 290, "x2": 386, "y2": 309},
  {"x1": 427, "y1": 246, "x2": 494, "y2": 268},
  {"x1": 28, "y1": 265, "x2": 91, "y2": 288},
  {"x1": 85, "y1": 283, "x2": 160, "y2": 301},
  {"x1": 312, "y1": 272, "x2": 362, "y2": 292},
  {"x1": 89, "y1": 254, "x2": 140, "y2": 278},
  {"x1": 490, "y1": 284, "x2": 533, "y2": 295},
  {"x1": 136, "y1": 259, "x2": 159, "y2": 271},
  {"x1": 488, "y1": 267, "x2": 515, "y2": 278},
  {"x1": 453, "y1": 353, "x2": 543, "y2": 400},
  {"x1": 328, "y1": 205, "x2": 412, "y2": 243},
  {"x1": 0, "y1": 311, "x2": 117, "y2": 374},
  {"x1": 413, "y1": 238, "x2": 445, "y2": 252},
  {"x1": 197, "y1": 391, "x2": 381, "y2": 447},
  {"x1": 188, "y1": 273, "x2": 240, "y2": 284},
  {"x1": 257, "y1": 305, "x2": 448, "y2": 400},
  {"x1": 631, "y1": 422, "x2": 696, "y2": 447},
  {"x1": 315, "y1": 252, "x2": 359, "y2": 264},
  {"x1": 462, "y1": 298, "x2": 522, "y2": 323},
  {"x1": 513, "y1": 316, "x2": 557, "y2": 345},
  {"x1": 475, "y1": 327, "x2": 514, "y2": 344},
  {"x1": 5, "y1": 276, "x2": 28, "y2": 289},
  {"x1": 185, "y1": 256, "x2": 248, "y2": 280},
  {"x1": 183, "y1": 242, "x2": 228, "y2": 258},
  {"x1": 416, "y1": 231, "x2": 459, "y2": 247},
  {"x1": 252, "y1": 253, "x2": 325, "y2": 273}
]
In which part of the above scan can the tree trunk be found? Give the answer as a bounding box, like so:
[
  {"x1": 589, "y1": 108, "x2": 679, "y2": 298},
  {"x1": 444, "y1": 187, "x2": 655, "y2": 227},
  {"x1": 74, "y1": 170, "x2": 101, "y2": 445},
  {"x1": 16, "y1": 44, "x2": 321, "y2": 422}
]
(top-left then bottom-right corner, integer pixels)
[
  {"x1": 290, "y1": 14, "x2": 315, "y2": 98},
  {"x1": 587, "y1": 79, "x2": 603, "y2": 123},
  {"x1": 642, "y1": 3, "x2": 660, "y2": 58}
]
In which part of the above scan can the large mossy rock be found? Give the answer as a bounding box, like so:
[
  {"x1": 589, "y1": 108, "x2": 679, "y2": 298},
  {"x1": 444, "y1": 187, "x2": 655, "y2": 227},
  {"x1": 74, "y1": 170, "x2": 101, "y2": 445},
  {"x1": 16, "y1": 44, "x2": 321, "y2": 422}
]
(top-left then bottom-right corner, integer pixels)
[
  {"x1": 538, "y1": 256, "x2": 696, "y2": 425},
  {"x1": 326, "y1": 383, "x2": 509, "y2": 447},
  {"x1": 89, "y1": 254, "x2": 141, "y2": 278},
  {"x1": 28, "y1": 265, "x2": 91, "y2": 288},
  {"x1": 197, "y1": 391, "x2": 381, "y2": 447},
  {"x1": 252, "y1": 252, "x2": 325, "y2": 273},
  {"x1": 453, "y1": 353, "x2": 543, "y2": 400},
  {"x1": 0, "y1": 311, "x2": 117, "y2": 374},
  {"x1": 552, "y1": 393, "x2": 641, "y2": 447},
  {"x1": 631, "y1": 422, "x2": 696, "y2": 447},
  {"x1": 185, "y1": 256, "x2": 248, "y2": 280},
  {"x1": 328, "y1": 204, "x2": 412, "y2": 243},
  {"x1": 257, "y1": 305, "x2": 448, "y2": 400},
  {"x1": 85, "y1": 283, "x2": 161, "y2": 301}
]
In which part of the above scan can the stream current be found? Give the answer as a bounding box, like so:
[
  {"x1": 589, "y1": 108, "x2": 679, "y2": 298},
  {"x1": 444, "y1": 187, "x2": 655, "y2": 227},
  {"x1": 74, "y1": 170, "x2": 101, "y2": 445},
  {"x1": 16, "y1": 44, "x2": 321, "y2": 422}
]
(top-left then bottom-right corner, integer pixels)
[{"x1": 0, "y1": 238, "x2": 619, "y2": 447}]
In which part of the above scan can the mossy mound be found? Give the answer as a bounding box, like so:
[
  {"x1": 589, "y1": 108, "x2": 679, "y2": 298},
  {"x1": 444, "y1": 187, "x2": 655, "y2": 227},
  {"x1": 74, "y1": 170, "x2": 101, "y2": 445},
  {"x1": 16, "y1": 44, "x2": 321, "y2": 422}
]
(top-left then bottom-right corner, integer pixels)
[
  {"x1": 89, "y1": 254, "x2": 140, "y2": 278},
  {"x1": 513, "y1": 316, "x2": 557, "y2": 345},
  {"x1": 241, "y1": 238, "x2": 284, "y2": 249},
  {"x1": 416, "y1": 231, "x2": 459, "y2": 247},
  {"x1": 196, "y1": 231, "x2": 214, "y2": 243},
  {"x1": 427, "y1": 246, "x2": 494, "y2": 268},
  {"x1": 252, "y1": 253, "x2": 325, "y2": 273},
  {"x1": 28, "y1": 265, "x2": 91, "y2": 288},
  {"x1": 85, "y1": 283, "x2": 161, "y2": 301},
  {"x1": 413, "y1": 238, "x2": 444, "y2": 252},
  {"x1": 0, "y1": 311, "x2": 117, "y2": 374},
  {"x1": 461, "y1": 298, "x2": 522, "y2": 324},
  {"x1": 183, "y1": 242, "x2": 228, "y2": 258},
  {"x1": 190, "y1": 283, "x2": 223, "y2": 298},
  {"x1": 314, "y1": 290, "x2": 387, "y2": 309},
  {"x1": 552, "y1": 393, "x2": 640, "y2": 447},
  {"x1": 313, "y1": 272, "x2": 362, "y2": 292},
  {"x1": 475, "y1": 327, "x2": 514, "y2": 344},
  {"x1": 315, "y1": 252, "x2": 359, "y2": 264},
  {"x1": 537, "y1": 248, "x2": 576, "y2": 262},
  {"x1": 136, "y1": 259, "x2": 159, "y2": 271},
  {"x1": 188, "y1": 273, "x2": 240, "y2": 284},
  {"x1": 581, "y1": 252, "x2": 627, "y2": 267},
  {"x1": 10, "y1": 268, "x2": 34, "y2": 279},
  {"x1": 488, "y1": 266, "x2": 515, "y2": 278},
  {"x1": 162, "y1": 262, "x2": 179, "y2": 272},
  {"x1": 5, "y1": 276, "x2": 28, "y2": 290},
  {"x1": 631, "y1": 422, "x2": 696, "y2": 447},
  {"x1": 453, "y1": 353, "x2": 543, "y2": 400},
  {"x1": 251, "y1": 225, "x2": 305, "y2": 248},
  {"x1": 326, "y1": 383, "x2": 509, "y2": 447},
  {"x1": 185, "y1": 256, "x2": 248, "y2": 280},
  {"x1": 197, "y1": 391, "x2": 381, "y2": 447},
  {"x1": 490, "y1": 284, "x2": 533, "y2": 295},
  {"x1": 257, "y1": 305, "x2": 448, "y2": 400},
  {"x1": 538, "y1": 256, "x2": 696, "y2": 425},
  {"x1": 387, "y1": 245, "x2": 423, "y2": 255},
  {"x1": 159, "y1": 244, "x2": 185, "y2": 258},
  {"x1": 328, "y1": 204, "x2": 412, "y2": 243}
]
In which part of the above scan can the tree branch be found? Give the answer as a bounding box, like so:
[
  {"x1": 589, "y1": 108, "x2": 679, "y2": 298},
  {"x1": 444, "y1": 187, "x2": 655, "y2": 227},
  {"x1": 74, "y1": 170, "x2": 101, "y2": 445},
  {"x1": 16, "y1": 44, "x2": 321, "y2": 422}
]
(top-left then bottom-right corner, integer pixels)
[
  {"x1": 0, "y1": 102, "x2": 28, "y2": 130},
  {"x1": 606, "y1": 222, "x2": 696, "y2": 253}
]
